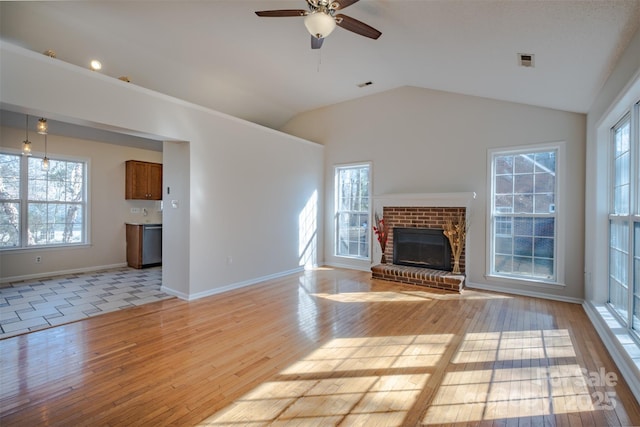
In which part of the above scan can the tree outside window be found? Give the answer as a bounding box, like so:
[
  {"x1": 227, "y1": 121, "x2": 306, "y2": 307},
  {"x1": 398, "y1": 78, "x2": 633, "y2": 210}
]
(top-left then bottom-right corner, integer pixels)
[{"x1": 0, "y1": 152, "x2": 87, "y2": 249}]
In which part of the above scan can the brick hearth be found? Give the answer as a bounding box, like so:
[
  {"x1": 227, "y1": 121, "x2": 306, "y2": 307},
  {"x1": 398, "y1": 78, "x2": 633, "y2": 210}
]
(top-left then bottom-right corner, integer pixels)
[{"x1": 371, "y1": 264, "x2": 465, "y2": 293}]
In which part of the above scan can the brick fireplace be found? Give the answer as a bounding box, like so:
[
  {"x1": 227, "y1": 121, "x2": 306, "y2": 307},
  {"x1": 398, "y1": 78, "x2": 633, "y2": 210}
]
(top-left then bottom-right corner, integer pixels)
[
  {"x1": 383, "y1": 206, "x2": 466, "y2": 273},
  {"x1": 370, "y1": 193, "x2": 475, "y2": 293}
]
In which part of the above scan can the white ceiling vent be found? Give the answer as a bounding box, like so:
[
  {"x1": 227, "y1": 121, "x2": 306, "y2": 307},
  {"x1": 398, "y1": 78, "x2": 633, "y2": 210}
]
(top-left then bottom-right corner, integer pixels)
[{"x1": 518, "y1": 53, "x2": 535, "y2": 68}]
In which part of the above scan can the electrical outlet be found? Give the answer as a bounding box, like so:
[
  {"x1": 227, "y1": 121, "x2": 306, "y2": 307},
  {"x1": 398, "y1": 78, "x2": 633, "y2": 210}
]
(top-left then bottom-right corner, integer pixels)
[
  {"x1": 131, "y1": 207, "x2": 140, "y2": 214},
  {"x1": 35, "y1": 256, "x2": 42, "y2": 263}
]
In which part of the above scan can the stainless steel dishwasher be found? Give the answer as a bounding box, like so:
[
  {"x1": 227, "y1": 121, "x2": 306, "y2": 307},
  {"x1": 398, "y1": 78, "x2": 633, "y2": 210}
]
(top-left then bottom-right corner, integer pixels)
[{"x1": 142, "y1": 224, "x2": 162, "y2": 266}]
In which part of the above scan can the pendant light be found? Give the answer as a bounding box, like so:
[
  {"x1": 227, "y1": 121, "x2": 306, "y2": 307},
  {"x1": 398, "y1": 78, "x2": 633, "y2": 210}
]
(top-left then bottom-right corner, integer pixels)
[
  {"x1": 22, "y1": 115, "x2": 32, "y2": 156},
  {"x1": 42, "y1": 134, "x2": 50, "y2": 171},
  {"x1": 37, "y1": 118, "x2": 48, "y2": 135}
]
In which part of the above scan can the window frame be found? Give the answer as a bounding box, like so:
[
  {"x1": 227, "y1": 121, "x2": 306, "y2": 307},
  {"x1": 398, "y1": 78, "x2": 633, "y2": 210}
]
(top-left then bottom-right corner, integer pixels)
[
  {"x1": 607, "y1": 102, "x2": 640, "y2": 335},
  {"x1": 486, "y1": 142, "x2": 566, "y2": 286},
  {"x1": 333, "y1": 162, "x2": 371, "y2": 261},
  {"x1": 0, "y1": 148, "x2": 90, "y2": 252}
]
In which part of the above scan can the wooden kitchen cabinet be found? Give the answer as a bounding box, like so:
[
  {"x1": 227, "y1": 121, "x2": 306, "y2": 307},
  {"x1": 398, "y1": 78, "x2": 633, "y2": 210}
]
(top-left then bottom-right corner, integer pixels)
[{"x1": 125, "y1": 160, "x2": 163, "y2": 200}]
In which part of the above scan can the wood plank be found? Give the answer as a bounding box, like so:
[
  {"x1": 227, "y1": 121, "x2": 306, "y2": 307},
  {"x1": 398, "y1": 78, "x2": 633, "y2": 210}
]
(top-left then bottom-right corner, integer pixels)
[{"x1": 1, "y1": 268, "x2": 639, "y2": 426}]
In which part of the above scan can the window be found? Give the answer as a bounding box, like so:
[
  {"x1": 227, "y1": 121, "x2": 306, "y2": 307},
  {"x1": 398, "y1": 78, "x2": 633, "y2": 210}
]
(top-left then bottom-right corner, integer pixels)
[
  {"x1": 608, "y1": 105, "x2": 640, "y2": 334},
  {"x1": 488, "y1": 144, "x2": 561, "y2": 283},
  {"x1": 610, "y1": 115, "x2": 631, "y2": 321},
  {"x1": 0, "y1": 152, "x2": 87, "y2": 249},
  {"x1": 335, "y1": 163, "x2": 370, "y2": 259}
]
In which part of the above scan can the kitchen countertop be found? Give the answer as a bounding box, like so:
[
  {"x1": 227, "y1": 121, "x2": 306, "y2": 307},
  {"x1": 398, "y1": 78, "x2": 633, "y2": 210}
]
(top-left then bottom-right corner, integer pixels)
[{"x1": 125, "y1": 223, "x2": 163, "y2": 226}]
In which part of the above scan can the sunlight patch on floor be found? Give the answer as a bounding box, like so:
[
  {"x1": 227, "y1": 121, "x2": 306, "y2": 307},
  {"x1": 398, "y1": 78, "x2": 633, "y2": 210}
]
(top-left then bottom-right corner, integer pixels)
[
  {"x1": 313, "y1": 291, "x2": 433, "y2": 303},
  {"x1": 199, "y1": 334, "x2": 453, "y2": 426},
  {"x1": 198, "y1": 326, "x2": 616, "y2": 425},
  {"x1": 423, "y1": 329, "x2": 597, "y2": 424},
  {"x1": 452, "y1": 329, "x2": 575, "y2": 364}
]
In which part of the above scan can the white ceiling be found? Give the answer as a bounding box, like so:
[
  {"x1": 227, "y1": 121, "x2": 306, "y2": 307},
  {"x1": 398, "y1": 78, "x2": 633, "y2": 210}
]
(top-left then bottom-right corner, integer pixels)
[{"x1": 1, "y1": 1, "x2": 639, "y2": 130}]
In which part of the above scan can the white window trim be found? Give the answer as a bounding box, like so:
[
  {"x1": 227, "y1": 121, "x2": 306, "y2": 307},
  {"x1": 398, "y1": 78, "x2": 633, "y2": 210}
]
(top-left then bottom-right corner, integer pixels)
[
  {"x1": 607, "y1": 101, "x2": 640, "y2": 332},
  {"x1": 486, "y1": 141, "x2": 567, "y2": 287},
  {"x1": 333, "y1": 161, "x2": 372, "y2": 262},
  {"x1": 0, "y1": 148, "x2": 91, "y2": 251}
]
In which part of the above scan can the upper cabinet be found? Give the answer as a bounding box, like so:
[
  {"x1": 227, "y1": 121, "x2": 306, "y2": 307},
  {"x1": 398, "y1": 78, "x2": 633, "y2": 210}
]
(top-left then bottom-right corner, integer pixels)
[{"x1": 125, "y1": 160, "x2": 163, "y2": 200}]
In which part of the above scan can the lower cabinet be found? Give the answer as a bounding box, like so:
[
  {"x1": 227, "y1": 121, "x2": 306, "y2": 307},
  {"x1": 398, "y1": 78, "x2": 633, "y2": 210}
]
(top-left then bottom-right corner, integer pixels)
[{"x1": 126, "y1": 224, "x2": 162, "y2": 269}]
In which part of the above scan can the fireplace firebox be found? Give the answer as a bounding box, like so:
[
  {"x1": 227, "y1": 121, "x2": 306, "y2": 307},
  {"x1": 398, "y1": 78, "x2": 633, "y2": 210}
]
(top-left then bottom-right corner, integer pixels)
[{"x1": 393, "y1": 228, "x2": 451, "y2": 271}]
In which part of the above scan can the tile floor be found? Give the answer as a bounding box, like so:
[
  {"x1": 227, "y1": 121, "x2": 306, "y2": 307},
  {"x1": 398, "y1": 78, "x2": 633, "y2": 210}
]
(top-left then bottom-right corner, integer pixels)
[{"x1": 0, "y1": 266, "x2": 172, "y2": 339}]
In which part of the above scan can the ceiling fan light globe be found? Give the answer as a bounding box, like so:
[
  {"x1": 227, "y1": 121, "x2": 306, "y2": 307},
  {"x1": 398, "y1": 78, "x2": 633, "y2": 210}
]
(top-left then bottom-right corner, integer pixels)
[{"x1": 304, "y1": 11, "x2": 336, "y2": 38}]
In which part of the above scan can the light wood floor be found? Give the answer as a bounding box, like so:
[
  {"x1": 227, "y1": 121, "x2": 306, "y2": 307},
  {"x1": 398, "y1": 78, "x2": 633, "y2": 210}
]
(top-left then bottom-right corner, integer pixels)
[{"x1": 1, "y1": 267, "x2": 639, "y2": 426}]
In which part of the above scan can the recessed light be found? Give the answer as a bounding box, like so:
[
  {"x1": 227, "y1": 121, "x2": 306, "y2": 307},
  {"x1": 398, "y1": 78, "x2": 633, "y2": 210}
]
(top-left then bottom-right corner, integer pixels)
[{"x1": 89, "y1": 59, "x2": 102, "y2": 71}]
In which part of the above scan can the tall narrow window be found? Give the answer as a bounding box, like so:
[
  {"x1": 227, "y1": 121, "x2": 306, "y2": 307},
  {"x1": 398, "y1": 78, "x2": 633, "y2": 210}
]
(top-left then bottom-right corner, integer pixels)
[
  {"x1": 608, "y1": 103, "x2": 640, "y2": 337},
  {"x1": 488, "y1": 145, "x2": 561, "y2": 283},
  {"x1": 0, "y1": 152, "x2": 87, "y2": 249},
  {"x1": 609, "y1": 115, "x2": 631, "y2": 322},
  {"x1": 335, "y1": 163, "x2": 370, "y2": 259},
  {"x1": 0, "y1": 154, "x2": 21, "y2": 247}
]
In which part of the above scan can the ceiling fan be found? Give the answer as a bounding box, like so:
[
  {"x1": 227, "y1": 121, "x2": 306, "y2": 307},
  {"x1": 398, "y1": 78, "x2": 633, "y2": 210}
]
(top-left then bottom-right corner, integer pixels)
[{"x1": 255, "y1": 0, "x2": 381, "y2": 49}]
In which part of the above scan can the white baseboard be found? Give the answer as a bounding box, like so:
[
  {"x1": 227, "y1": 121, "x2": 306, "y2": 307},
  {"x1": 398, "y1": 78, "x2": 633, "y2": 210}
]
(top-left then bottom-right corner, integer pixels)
[
  {"x1": 582, "y1": 301, "x2": 640, "y2": 405},
  {"x1": 466, "y1": 280, "x2": 584, "y2": 304},
  {"x1": 324, "y1": 261, "x2": 371, "y2": 272},
  {"x1": 165, "y1": 266, "x2": 305, "y2": 301},
  {"x1": 160, "y1": 286, "x2": 189, "y2": 300},
  {"x1": 0, "y1": 263, "x2": 128, "y2": 284}
]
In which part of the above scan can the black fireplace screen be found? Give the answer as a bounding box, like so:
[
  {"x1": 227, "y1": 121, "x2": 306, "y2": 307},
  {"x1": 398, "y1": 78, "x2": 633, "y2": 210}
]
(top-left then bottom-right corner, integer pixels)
[{"x1": 393, "y1": 228, "x2": 451, "y2": 271}]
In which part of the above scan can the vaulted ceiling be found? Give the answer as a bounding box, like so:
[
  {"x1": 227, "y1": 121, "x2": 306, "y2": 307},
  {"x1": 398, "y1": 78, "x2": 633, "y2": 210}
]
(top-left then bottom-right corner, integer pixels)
[{"x1": 2, "y1": 1, "x2": 639, "y2": 130}]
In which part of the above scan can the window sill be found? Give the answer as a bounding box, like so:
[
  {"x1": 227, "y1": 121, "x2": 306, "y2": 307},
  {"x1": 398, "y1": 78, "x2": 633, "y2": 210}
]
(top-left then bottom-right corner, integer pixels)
[
  {"x1": 585, "y1": 302, "x2": 640, "y2": 402},
  {"x1": 594, "y1": 304, "x2": 640, "y2": 360},
  {"x1": 0, "y1": 243, "x2": 91, "y2": 254}
]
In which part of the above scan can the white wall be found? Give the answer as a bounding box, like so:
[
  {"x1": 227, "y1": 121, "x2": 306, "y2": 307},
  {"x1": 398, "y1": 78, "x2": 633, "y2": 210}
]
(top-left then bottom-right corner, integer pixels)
[
  {"x1": 0, "y1": 43, "x2": 324, "y2": 299},
  {"x1": 281, "y1": 86, "x2": 586, "y2": 302},
  {"x1": 0, "y1": 126, "x2": 162, "y2": 281},
  {"x1": 162, "y1": 140, "x2": 189, "y2": 297}
]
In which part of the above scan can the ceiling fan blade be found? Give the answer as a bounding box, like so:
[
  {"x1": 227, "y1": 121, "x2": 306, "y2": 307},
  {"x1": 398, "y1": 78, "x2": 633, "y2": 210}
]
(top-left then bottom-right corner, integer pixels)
[
  {"x1": 255, "y1": 9, "x2": 307, "y2": 17},
  {"x1": 335, "y1": 14, "x2": 381, "y2": 39},
  {"x1": 311, "y1": 36, "x2": 324, "y2": 49},
  {"x1": 331, "y1": 0, "x2": 360, "y2": 10}
]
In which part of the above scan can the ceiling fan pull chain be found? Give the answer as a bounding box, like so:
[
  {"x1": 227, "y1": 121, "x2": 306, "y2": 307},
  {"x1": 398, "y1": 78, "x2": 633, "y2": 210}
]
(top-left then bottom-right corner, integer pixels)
[{"x1": 317, "y1": 48, "x2": 322, "y2": 72}]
